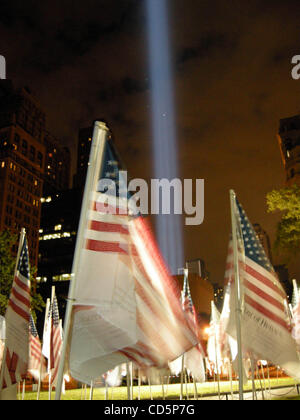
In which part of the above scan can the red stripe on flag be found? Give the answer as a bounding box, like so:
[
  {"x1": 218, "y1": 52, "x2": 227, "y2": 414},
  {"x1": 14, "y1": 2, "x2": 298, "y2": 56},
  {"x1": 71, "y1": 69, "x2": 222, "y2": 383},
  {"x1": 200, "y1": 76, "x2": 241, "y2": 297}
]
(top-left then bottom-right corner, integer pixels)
[
  {"x1": 244, "y1": 279, "x2": 285, "y2": 313},
  {"x1": 8, "y1": 299, "x2": 30, "y2": 322},
  {"x1": 11, "y1": 286, "x2": 30, "y2": 309},
  {"x1": 14, "y1": 275, "x2": 30, "y2": 294},
  {"x1": 88, "y1": 219, "x2": 129, "y2": 235},
  {"x1": 245, "y1": 264, "x2": 285, "y2": 299},
  {"x1": 92, "y1": 201, "x2": 128, "y2": 215},
  {"x1": 85, "y1": 238, "x2": 129, "y2": 254},
  {"x1": 244, "y1": 294, "x2": 289, "y2": 331}
]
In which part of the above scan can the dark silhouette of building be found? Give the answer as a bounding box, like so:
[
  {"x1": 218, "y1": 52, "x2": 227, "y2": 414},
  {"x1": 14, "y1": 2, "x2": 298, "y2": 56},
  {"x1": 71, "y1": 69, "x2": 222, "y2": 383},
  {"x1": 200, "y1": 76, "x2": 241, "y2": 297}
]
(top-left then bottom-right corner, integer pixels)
[
  {"x1": 43, "y1": 131, "x2": 71, "y2": 196},
  {"x1": 0, "y1": 81, "x2": 45, "y2": 267},
  {"x1": 278, "y1": 115, "x2": 300, "y2": 186},
  {"x1": 37, "y1": 188, "x2": 81, "y2": 332},
  {"x1": 73, "y1": 126, "x2": 93, "y2": 192},
  {"x1": 253, "y1": 223, "x2": 273, "y2": 264}
]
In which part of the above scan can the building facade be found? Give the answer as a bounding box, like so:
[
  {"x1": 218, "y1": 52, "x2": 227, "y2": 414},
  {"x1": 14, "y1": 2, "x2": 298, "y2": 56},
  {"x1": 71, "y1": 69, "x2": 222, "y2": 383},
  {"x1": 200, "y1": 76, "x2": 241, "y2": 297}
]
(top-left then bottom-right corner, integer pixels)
[
  {"x1": 0, "y1": 81, "x2": 45, "y2": 267},
  {"x1": 43, "y1": 131, "x2": 71, "y2": 196},
  {"x1": 278, "y1": 115, "x2": 300, "y2": 186}
]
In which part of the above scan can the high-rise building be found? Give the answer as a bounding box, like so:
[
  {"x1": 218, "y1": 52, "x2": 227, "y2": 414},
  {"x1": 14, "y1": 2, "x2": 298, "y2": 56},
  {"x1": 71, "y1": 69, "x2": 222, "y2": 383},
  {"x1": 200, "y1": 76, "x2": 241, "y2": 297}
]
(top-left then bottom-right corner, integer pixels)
[
  {"x1": 43, "y1": 131, "x2": 71, "y2": 196},
  {"x1": 0, "y1": 81, "x2": 45, "y2": 267},
  {"x1": 37, "y1": 188, "x2": 81, "y2": 329},
  {"x1": 73, "y1": 126, "x2": 93, "y2": 192},
  {"x1": 278, "y1": 115, "x2": 300, "y2": 186}
]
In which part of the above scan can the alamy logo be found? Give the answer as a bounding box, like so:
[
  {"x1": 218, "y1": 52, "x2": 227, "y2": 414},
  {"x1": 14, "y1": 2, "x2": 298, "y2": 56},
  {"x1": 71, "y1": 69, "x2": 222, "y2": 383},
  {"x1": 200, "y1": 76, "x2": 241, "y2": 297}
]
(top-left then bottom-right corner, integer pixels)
[
  {"x1": 97, "y1": 171, "x2": 204, "y2": 226},
  {"x1": 291, "y1": 55, "x2": 300, "y2": 80},
  {"x1": 0, "y1": 56, "x2": 6, "y2": 79}
]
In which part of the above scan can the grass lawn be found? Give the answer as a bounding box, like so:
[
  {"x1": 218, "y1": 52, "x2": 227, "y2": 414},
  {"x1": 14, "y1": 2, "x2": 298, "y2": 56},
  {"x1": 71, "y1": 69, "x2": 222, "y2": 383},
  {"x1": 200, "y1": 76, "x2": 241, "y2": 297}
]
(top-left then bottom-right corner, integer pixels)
[{"x1": 22, "y1": 377, "x2": 299, "y2": 400}]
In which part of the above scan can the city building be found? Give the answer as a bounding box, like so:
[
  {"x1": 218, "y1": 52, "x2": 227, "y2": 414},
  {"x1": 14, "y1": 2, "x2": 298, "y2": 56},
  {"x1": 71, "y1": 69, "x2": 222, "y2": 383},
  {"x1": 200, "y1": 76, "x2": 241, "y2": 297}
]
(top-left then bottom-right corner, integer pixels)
[
  {"x1": 175, "y1": 268, "x2": 214, "y2": 324},
  {"x1": 278, "y1": 115, "x2": 300, "y2": 186},
  {"x1": 0, "y1": 81, "x2": 45, "y2": 267},
  {"x1": 73, "y1": 126, "x2": 93, "y2": 192},
  {"x1": 37, "y1": 188, "x2": 81, "y2": 329},
  {"x1": 43, "y1": 131, "x2": 71, "y2": 196}
]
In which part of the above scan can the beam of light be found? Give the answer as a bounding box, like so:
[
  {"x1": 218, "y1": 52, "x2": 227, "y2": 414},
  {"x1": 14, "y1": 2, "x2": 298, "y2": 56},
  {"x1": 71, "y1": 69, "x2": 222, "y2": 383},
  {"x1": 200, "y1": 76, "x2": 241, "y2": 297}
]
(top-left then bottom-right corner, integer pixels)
[{"x1": 146, "y1": 0, "x2": 184, "y2": 274}]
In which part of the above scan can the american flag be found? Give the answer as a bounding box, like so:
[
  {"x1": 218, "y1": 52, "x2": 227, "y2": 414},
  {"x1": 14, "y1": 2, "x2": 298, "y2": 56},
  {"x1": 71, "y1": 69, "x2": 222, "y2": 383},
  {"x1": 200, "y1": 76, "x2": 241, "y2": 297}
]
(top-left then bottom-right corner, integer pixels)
[
  {"x1": 179, "y1": 270, "x2": 205, "y2": 381},
  {"x1": 1, "y1": 232, "x2": 30, "y2": 390},
  {"x1": 235, "y1": 198, "x2": 290, "y2": 332},
  {"x1": 207, "y1": 301, "x2": 222, "y2": 368},
  {"x1": 69, "y1": 130, "x2": 198, "y2": 384},
  {"x1": 49, "y1": 294, "x2": 63, "y2": 386},
  {"x1": 28, "y1": 314, "x2": 47, "y2": 381},
  {"x1": 293, "y1": 301, "x2": 300, "y2": 351},
  {"x1": 223, "y1": 196, "x2": 300, "y2": 377}
]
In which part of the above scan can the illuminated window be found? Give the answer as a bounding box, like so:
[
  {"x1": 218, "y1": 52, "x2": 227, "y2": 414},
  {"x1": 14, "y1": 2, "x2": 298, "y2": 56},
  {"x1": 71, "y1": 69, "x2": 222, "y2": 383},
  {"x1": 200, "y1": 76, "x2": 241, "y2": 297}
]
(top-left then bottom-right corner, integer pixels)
[{"x1": 54, "y1": 224, "x2": 62, "y2": 231}]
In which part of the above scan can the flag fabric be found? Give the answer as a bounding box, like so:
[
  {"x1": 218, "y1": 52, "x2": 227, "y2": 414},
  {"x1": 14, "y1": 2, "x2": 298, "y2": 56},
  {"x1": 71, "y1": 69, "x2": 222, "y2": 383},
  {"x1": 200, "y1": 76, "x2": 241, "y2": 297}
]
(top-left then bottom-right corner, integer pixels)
[
  {"x1": 206, "y1": 301, "x2": 222, "y2": 374},
  {"x1": 1, "y1": 232, "x2": 31, "y2": 395},
  {"x1": 41, "y1": 298, "x2": 51, "y2": 364},
  {"x1": 68, "y1": 128, "x2": 198, "y2": 384},
  {"x1": 28, "y1": 314, "x2": 47, "y2": 382},
  {"x1": 169, "y1": 271, "x2": 205, "y2": 382},
  {"x1": 49, "y1": 295, "x2": 63, "y2": 386},
  {"x1": 219, "y1": 241, "x2": 239, "y2": 363},
  {"x1": 292, "y1": 298, "x2": 300, "y2": 351},
  {"x1": 0, "y1": 316, "x2": 5, "y2": 372},
  {"x1": 293, "y1": 303, "x2": 300, "y2": 351},
  {"x1": 225, "y1": 196, "x2": 300, "y2": 378}
]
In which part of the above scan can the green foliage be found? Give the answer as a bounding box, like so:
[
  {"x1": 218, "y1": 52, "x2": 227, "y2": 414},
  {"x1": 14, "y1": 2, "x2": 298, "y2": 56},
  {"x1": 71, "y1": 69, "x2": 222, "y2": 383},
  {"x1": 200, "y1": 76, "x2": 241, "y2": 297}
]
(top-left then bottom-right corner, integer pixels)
[
  {"x1": 0, "y1": 230, "x2": 45, "y2": 318},
  {"x1": 266, "y1": 184, "x2": 300, "y2": 258},
  {"x1": 0, "y1": 230, "x2": 17, "y2": 315}
]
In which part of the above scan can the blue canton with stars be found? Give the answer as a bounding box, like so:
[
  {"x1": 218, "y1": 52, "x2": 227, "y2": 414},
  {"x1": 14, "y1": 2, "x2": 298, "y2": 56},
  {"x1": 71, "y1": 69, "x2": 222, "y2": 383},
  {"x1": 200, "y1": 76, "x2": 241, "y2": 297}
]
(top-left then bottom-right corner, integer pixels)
[
  {"x1": 51, "y1": 295, "x2": 60, "y2": 327},
  {"x1": 97, "y1": 139, "x2": 132, "y2": 200},
  {"x1": 236, "y1": 199, "x2": 273, "y2": 272},
  {"x1": 29, "y1": 314, "x2": 38, "y2": 337},
  {"x1": 183, "y1": 271, "x2": 194, "y2": 312},
  {"x1": 17, "y1": 236, "x2": 30, "y2": 279}
]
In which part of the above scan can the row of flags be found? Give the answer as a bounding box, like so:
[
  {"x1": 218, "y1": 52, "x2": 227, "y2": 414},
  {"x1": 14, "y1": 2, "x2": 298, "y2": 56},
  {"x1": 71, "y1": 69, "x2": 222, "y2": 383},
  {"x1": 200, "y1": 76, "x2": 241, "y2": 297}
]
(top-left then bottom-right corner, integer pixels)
[
  {"x1": 0, "y1": 120, "x2": 300, "y2": 400},
  {"x1": 0, "y1": 232, "x2": 63, "y2": 399}
]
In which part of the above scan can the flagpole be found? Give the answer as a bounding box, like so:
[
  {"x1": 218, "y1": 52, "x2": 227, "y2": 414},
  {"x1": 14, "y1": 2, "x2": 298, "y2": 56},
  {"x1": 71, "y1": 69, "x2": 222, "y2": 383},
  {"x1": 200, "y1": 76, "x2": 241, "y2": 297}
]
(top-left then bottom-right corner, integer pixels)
[
  {"x1": 48, "y1": 286, "x2": 55, "y2": 400},
  {"x1": 211, "y1": 301, "x2": 221, "y2": 400},
  {"x1": 38, "y1": 298, "x2": 50, "y2": 400},
  {"x1": 55, "y1": 121, "x2": 109, "y2": 400},
  {"x1": 293, "y1": 279, "x2": 299, "y2": 304},
  {"x1": 229, "y1": 190, "x2": 244, "y2": 400},
  {"x1": 0, "y1": 228, "x2": 26, "y2": 397}
]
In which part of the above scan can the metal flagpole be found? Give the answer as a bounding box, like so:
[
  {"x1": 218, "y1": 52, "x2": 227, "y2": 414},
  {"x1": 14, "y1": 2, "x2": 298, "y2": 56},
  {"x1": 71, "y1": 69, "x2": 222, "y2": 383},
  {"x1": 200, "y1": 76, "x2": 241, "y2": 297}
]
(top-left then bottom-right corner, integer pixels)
[
  {"x1": 0, "y1": 228, "x2": 26, "y2": 398},
  {"x1": 55, "y1": 121, "x2": 109, "y2": 400},
  {"x1": 48, "y1": 286, "x2": 56, "y2": 400},
  {"x1": 180, "y1": 354, "x2": 184, "y2": 400},
  {"x1": 229, "y1": 190, "x2": 244, "y2": 400},
  {"x1": 126, "y1": 363, "x2": 131, "y2": 400},
  {"x1": 211, "y1": 301, "x2": 221, "y2": 400},
  {"x1": 250, "y1": 356, "x2": 257, "y2": 400},
  {"x1": 37, "y1": 298, "x2": 50, "y2": 400}
]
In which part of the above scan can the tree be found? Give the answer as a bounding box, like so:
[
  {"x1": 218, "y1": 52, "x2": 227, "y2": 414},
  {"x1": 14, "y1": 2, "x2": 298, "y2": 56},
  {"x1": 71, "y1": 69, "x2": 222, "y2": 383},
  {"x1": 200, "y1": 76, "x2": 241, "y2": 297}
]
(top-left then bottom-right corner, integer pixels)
[
  {"x1": 266, "y1": 184, "x2": 300, "y2": 259},
  {"x1": 0, "y1": 230, "x2": 45, "y2": 320}
]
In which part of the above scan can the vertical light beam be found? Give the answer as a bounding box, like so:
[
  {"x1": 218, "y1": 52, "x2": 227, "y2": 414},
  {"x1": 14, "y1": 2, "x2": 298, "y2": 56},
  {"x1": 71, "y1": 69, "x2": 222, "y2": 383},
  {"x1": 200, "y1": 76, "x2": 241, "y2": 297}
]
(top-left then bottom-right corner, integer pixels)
[{"x1": 146, "y1": 0, "x2": 184, "y2": 274}]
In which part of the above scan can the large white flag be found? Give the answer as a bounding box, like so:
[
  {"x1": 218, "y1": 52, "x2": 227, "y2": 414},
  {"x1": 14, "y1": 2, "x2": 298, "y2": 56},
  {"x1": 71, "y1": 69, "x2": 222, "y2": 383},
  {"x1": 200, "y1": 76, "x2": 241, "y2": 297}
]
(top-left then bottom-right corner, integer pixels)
[
  {"x1": 207, "y1": 301, "x2": 223, "y2": 373},
  {"x1": 226, "y1": 195, "x2": 300, "y2": 379},
  {"x1": 62, "y1": 122, "x2": 198, "y2": 386}
]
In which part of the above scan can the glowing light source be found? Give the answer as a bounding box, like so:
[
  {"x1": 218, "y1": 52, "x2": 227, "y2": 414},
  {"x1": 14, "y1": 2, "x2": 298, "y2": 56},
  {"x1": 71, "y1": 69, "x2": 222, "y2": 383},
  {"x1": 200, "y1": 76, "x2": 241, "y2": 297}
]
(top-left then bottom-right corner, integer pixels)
[{"x1": 146, "y1": 0, "x2": 184, "y2": 274}]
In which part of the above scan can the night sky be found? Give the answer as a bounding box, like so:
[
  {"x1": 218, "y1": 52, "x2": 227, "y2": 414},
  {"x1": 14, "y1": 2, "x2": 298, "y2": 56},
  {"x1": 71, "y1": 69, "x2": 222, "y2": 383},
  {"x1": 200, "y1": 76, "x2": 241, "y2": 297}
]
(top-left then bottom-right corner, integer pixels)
[{"x1": 1, "y1": 0, "x2": 300, "y2": 284}]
